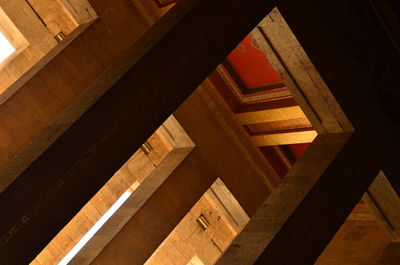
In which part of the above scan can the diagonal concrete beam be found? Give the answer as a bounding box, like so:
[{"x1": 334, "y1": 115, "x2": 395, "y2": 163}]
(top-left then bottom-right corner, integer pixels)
[
  {"x1": 0, "y1": 0, "x2": 276, "y2": 264},
  {"x1": 216, "y1": 0, "x2": 400, "y2": 263}
]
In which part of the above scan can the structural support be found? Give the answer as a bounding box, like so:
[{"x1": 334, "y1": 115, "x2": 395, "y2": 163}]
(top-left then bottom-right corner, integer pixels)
[
  {"x1": 377, "y1": 243, "x2": 400, "y2": 265},
  {"x1": 33, "y1": 116, "x2": 194, "y2": 265},
  {"x1": 0, "y1": 0, "x2": 276, "y2": 264},
  {"x1": 91, "y1": 83, "x2": 277, "y2": 265},
  {"x1": 250, "y1": 131, "x2": 317, "y2": 146},
  {"x1": 235, "y1": 107, "x2": 306, "y2": 125},
  {"x1": 216, "y1": 129, "x2": 392, "y2": 265},
  {"x1": 216, "y1": 0, "x2": 400, "y2": 264},
  {"x1": 2, "y1": 0, "x2": 400, "y2": 264},
  {"x1": 363, "y1": 171, "x2": 400, "y2": 241}
]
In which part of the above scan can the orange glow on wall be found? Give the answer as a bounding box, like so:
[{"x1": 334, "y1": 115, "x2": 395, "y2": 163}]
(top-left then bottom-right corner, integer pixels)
[
  {"x1": 289, "y1": 143, "x2": 311, "y2": 159},
  {"x1": 227, "y1": 34, "x2": 283, "y2": 89}
]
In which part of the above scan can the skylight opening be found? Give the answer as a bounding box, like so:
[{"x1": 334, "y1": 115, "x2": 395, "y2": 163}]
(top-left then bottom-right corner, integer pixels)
[{"x1": 0, "y1": 30, "x2": 15, "y2": 63}]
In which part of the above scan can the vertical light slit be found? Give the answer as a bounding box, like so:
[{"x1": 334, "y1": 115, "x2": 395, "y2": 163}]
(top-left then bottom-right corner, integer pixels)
[
  {"x1": 58, "y1": 190, "x2": 132, "y2": 265},
  {"x1": 0, "y1": 31, "x2": 15, "y2": 63}
]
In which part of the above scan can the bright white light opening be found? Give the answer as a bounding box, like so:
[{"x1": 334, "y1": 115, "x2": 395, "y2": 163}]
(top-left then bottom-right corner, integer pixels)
[
  {"x1": 187, "y1": 255, "x2": 205, "y2": 265},
  {"x1": 58, "y1": 190, "x2": 132, "y2": 265},
  {"x1": 0, "y1": 31, "x2": 15, "y2": 63}
]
